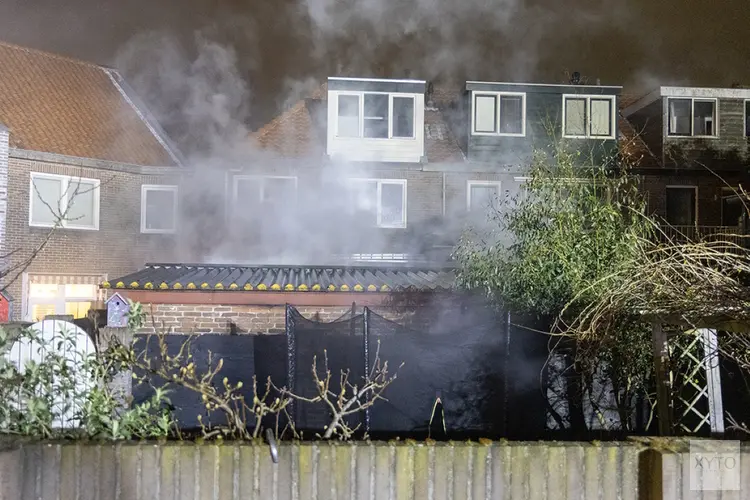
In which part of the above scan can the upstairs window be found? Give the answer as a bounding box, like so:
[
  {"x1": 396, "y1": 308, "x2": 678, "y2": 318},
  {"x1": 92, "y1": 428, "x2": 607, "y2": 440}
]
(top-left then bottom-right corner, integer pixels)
[
  {"x1": 562, "y1": 95, "x2": 615, "y2": 139},
  {"x1": 141, "y1": 185, "x2": 178, "y2": 234},
  {"x1": 467, "y1": 181, "x2": 502, "y2": 212},
  {"x1": 335, "y1": 93, "x2": 415, "y2": 139},
  {"x1": 29, "y1": 173, "x2": 100, "y2": 230},
  {"x1": 348, "y1": 179, "x2": 407, "y2": 228},
  {"x1": 668, "y1": 98, "x2": 717, "y2": 137},
  {"x1": 472, "y1": 92, "x2": 525, "y2": 136},
  {"x1": 665, "y1": 186, "x2": 697, "y2": 226}
]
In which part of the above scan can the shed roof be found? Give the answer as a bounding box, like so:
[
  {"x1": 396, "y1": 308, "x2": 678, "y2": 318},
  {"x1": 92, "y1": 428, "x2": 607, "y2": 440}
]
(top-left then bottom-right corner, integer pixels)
[{"x1": 104, "y1": 263, "x2": 455, "y2": 293}]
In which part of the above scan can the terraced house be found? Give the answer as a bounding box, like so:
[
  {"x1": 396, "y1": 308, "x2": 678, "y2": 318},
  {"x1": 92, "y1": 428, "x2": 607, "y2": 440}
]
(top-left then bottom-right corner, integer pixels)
[
  {"x1": 0, "y1": 41, "x2": 183, "y2": 321},
  {"x1": 623, "y1": 85, "x2": 750, "y2": 241},
  {"x1": 106, "y1": 75, "x2": 625, "y2": 333}
]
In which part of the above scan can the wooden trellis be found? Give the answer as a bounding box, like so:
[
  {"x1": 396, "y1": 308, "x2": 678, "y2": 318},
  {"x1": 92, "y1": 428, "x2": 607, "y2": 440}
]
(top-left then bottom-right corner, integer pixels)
[{"x1": 651, "y1": 320, "x2": 726, "y2": 437}]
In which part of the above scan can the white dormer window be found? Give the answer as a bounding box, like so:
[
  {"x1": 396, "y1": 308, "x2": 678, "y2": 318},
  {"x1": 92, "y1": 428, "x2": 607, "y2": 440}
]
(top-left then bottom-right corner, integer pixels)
[
  {"x1": 327, "y1": 77, "x2": 425, "y2": 163},
  {"x1": 336, "y1": 93, "x2": 415, "y2": 139},
  {"x1": 562, "y1": 95, "x2": 616, "y2": 139}
]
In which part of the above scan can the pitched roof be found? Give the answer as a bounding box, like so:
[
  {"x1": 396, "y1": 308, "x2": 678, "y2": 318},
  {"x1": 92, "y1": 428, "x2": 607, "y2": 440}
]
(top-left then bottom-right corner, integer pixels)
[
  {"x1": 104, "y1": 263, "x2": 455, "y2": 292},
  {"x1": 252, "y1": 83, "x2": 465, "y2": 163},
  {"x1": 0, "y1": 41, "x2": 179, "y2": 166},
  {"x1": 618, "y1": 93, "x2": 659, "y2": 168}
]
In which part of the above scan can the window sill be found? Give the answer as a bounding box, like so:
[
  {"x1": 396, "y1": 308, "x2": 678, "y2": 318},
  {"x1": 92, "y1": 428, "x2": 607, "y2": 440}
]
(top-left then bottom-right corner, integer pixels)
[
  {"x1": 562, "y1": 135, "x2": 616, "y2": 140},
  {"x1": 334, "y1": 136, "x2": 417, "y2": 141},
  {"x1": 666, "y1": 134, "x2": 719, "y2": 139},
  {"x1": 140, "y1": 229, "x2": 177, "y2": 235},
  {"x1": 471, "y1": 131, "x2": 526, "y2": 137},
  {"x1": 29, "y1": 223, "x2": 99, "y2": 231}
]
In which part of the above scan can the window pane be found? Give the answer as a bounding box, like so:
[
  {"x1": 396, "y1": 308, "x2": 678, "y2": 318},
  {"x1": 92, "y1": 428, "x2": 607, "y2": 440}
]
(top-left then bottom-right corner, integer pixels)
[
  {"x1": 474, "y1": 95, "x2": 497, "y2": 133},
  {"x1": 470, "y1": 185, "x2": 499, "y2": 212},
  {"x1": 32, "y1": 304, "x2": 56, "y2": 322},
  {"x1": 499, "y1": 96, "x2": 523, "y2": 134},
  {"x1": 392, "y1": 97, "x2": 414, "y2": 138},
  {"x1": 666, "y1": 188, "x2": 696, "y2": 226},
  {"x1": 721, "y1": 188, "x2": 744, "y2": 227},
  {"x1": 350, "y1": 181, "x2": 378, "y2": 226},
  {"x1": 31, "y1": 177, "x2": 63, "y2": 225},
  {"x1": 65, "y1": 301, "x2": 91, "y2": 319},
  {"x1": 64, "y1": 284, "x2": 97, "y2": 299},
  {"x1": 668, "y1": 99, "x2": 691, "y2": 135},
  {"x1": 30, "y1": 283, "x2": 59, "y2": 298},
  {"x1": 363, "y1": 94, "x2": 388, "y2": 138},
  {"x1": 564, "y1": 98, "x2": 586, "y2": 136},
  {"x1": 337, "y1": 95, "x2": 360, "y2": 137},
  {"x1": 746, "y1": 101, "x2": 750, "y2": 137},
  {"x1": 66, "y1": 180, "x2": 97, "y2": 228},
  {"x1": 590, "y1": 99, "x2": 612, "y2": 136},
  {"x1": 262, "y1": 178, "x2": 296, "y2": 214},
  {"x1": 693, "y1": 100, "x2": 716, "y2": 136},
  {"x1": 144, "y1": 189, "x2": 176, "y2": 231},
  {"x1": 380, "y1": 182, "x2": 405, "y2": 226}
]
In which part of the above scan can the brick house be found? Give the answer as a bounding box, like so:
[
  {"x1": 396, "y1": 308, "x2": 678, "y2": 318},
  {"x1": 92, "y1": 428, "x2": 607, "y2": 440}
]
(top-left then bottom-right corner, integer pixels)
[
  {"x1": 106, "y1": 75, "x2": 624, "y2": 333},
  {"x1": 0, "y1": 41, "x2": 183, "y2": 321},
  {"x1": 622, "y1": 86, "x2": 750, "y2": 240}
]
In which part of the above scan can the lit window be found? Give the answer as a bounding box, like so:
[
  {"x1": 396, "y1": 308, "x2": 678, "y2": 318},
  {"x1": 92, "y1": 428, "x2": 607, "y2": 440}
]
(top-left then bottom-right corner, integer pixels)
[
  {"x1": 668, "y1": 98, "x2": 717, "y2": 137},
  {"x1": 26, "y1": 278, "x2": 101, "y2": 322},
  {"x1": 472, "y1": 92, "x2": 525, "y2": 135},
  {"x1": 563, "y1": 95, "x2": 615, "y2": 138},
  {"x1": 29, "y1": 173, "x2": 100, "y2": 229},
  {"x1": 348, "y1": 179, "x2": 407, "y2": 228},
  {"x1": 467, "y1": 181, "x2": 502, "y2": 212},
  {"x1": 141, "y1": 185, "x2": 178, "y2": 234},
  {"x1": 336, "y1": 93, "x2": 415, "y2": 139}
]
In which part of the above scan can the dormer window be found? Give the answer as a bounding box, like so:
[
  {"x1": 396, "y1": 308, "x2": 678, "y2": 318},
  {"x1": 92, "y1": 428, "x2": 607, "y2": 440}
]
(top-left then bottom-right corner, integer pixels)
[
  {"x1": 562, "y1": 95, "x2": 616, "y2": 139},
  {"x1": 472, "y1": 92, "x2": 525, "y2": 136},
  {"x1": 668, "y1": 98, "x2": 717, "y2": 137},
  {"x1": 327, "y1": 77, "x2": 425, "y2": 163},
  {"x1": 335, "y1": 93, "x2": 415, "y2": 139}
]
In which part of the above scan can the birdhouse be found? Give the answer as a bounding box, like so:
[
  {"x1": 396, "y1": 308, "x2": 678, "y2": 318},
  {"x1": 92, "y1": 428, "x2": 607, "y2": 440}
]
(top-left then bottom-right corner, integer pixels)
[{"x1": 106, "y1": 292, "x2": 130, "y2": 328}]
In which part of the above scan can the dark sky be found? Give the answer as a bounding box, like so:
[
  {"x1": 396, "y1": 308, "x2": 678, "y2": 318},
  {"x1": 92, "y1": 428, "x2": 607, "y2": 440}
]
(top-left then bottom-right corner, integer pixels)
[{"x1": 1, "y1": 0, "x2": 748, "y2": 130}]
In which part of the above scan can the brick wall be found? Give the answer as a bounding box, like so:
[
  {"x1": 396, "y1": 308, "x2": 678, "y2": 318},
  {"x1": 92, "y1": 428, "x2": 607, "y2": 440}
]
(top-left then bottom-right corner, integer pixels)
[
  {"x1": 138, "y1": 303, "x2": 408, "y2": 335},
  {"x1": 4, "y1": 157, "x2": 180, "y2": 319},
  {"x1": 641, "y1": 173, "x2": 746, "y2": 225},
  {"x1": 0, "y1": 129, "x2": 8, "y2": 260}
]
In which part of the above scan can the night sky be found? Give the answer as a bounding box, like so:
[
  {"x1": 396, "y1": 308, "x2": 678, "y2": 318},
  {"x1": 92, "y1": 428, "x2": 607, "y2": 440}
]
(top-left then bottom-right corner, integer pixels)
[{"x1": 1, "y1": 0, "x2": 747, "y2": 131}]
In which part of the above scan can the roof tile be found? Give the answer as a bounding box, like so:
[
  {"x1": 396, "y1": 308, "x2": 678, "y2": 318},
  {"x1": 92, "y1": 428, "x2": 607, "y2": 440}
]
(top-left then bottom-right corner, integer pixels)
[{"x1": 0, "y1": 41, "x2": 177, "y2": 166}]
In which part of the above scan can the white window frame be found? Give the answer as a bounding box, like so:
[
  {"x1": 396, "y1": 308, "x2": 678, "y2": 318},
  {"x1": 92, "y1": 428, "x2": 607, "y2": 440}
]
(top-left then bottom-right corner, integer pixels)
[
  {"x1": 466, "y1": 180, "x2": 503, "y2": 212},
  {"x1": 471, "y1": 91, "x2": 526, "y2": 137},
  {"x1": 348, "y1": 178, "x2": 408, "y2": 228},
  {"x1": 28, "y1": 172, "x2": 100, "y2": 230},
  {"x1": 666, "y1": 97, "x2": 719, "y2": 138},
  {"x1": 335, "y1": 92, "x2": 417, "y2": 140},
  {"x1": 232, "y1": 175, "x2": 299, "y2": 204},
  {"x1": 665, "y1": 185, "x2": 698, "y2": 226},
  {"x1": 562, "y1": 94, "x2": 617, "y2": 139},
  {"x1": 140, "y1": 185, "x2": 179, "y2": 234}
]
